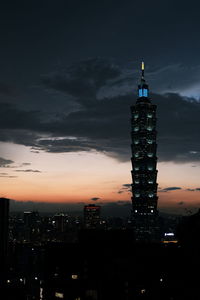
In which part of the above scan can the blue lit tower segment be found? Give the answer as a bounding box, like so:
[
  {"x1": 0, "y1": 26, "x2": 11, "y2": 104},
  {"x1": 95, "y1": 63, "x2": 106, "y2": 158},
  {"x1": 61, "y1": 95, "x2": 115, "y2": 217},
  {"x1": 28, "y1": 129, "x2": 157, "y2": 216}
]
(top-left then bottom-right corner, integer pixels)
[{"x1": 130, "y1": 62, "x2": 159, "y2": 241}]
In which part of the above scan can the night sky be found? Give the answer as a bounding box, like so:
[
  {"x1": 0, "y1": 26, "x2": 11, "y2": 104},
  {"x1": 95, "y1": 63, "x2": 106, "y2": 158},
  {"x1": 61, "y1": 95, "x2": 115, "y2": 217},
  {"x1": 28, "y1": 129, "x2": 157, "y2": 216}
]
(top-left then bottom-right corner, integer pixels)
[{"x1": 1, "y1": 0, "x2": 200, "y2": 215}]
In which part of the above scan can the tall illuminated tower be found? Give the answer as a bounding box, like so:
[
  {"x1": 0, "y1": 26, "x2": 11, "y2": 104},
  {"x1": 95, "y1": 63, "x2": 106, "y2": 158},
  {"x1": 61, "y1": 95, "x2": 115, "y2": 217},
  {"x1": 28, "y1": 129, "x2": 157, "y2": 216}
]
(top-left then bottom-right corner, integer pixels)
[{"x1": 130, "y1": 63, "x2": 159, "y2": 241}]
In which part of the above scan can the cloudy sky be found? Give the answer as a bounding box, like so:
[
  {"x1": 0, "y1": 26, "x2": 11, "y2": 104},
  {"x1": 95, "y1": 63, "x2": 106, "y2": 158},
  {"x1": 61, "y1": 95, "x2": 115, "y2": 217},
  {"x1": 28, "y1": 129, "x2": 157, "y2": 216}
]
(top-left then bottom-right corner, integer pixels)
[{"x1": 1, "y1": 0, "x2": 200, "y2": 214}]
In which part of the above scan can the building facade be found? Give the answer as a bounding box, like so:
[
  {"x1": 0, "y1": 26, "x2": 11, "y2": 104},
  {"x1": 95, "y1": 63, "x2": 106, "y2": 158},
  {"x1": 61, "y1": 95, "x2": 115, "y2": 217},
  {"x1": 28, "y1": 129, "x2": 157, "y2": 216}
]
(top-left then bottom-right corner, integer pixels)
[
  {"x1": 84, "y1": 204, "x2": 101, "y2": 229},
  {"x1": 130, "y1": 63, "x2": 159, "y2": 241}
]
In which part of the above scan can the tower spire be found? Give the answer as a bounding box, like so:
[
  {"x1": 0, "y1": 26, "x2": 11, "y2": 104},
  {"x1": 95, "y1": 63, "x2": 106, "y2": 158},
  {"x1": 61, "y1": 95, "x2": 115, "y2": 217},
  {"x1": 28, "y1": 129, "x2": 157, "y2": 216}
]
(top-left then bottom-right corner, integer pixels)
[
  {"x1": 141, "y1": 61, "x2": 145, "y2": 79},
  {"x1": 138, "y1": 61, "x2": 149, "y2": 98}
]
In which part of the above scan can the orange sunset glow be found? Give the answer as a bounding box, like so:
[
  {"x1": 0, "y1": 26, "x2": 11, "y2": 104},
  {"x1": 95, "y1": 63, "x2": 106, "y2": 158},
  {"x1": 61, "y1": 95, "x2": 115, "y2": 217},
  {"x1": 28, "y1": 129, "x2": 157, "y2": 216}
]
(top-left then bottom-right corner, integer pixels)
[{"x1": 1, "y1": 141, "x2": 200, "y2": 213}]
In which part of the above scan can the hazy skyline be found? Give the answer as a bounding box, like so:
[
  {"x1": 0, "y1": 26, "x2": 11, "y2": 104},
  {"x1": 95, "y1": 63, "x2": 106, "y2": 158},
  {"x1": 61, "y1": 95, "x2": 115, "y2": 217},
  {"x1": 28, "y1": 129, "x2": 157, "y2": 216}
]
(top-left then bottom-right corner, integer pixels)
[{"x1": 0, "y1": 1, "x2": 200, "y2": 214}]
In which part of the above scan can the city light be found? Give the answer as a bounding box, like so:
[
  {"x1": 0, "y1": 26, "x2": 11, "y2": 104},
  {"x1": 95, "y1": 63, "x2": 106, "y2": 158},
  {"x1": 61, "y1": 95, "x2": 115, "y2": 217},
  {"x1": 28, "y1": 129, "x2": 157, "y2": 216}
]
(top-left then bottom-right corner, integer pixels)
[{"x1": 55, "y1": 292, "x2": 64, "y2": 299}]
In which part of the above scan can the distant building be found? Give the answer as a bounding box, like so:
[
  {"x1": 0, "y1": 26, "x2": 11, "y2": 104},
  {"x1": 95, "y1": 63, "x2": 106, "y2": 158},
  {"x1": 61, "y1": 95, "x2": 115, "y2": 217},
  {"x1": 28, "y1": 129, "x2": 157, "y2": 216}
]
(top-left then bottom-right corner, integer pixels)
[
  {"x1": 0, "y1": 197, "x2": 9, "y2": 276},
  {"x1": 24, "y1": 211, "x2": 40, "y2": 227},
  {"x1": 53, "y1": 213, "x2": 65, "y2": 232},
  {"x1": 130, "y1": 63, "x2": 159, "y2": 241},
  {"x1": 84, "y1": 204, "x2": 101, "y2": 229},
  {"x1": 23, "y1": 211, "x2": 40, "y2": 241}
]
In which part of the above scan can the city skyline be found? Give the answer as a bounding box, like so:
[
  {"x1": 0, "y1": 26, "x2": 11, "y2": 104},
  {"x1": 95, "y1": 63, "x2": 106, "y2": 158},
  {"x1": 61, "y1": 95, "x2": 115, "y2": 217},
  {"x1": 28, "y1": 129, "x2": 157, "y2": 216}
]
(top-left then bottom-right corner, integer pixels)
[{"x1": 0, "y1": 1, "x2": 200, "y2": 214}]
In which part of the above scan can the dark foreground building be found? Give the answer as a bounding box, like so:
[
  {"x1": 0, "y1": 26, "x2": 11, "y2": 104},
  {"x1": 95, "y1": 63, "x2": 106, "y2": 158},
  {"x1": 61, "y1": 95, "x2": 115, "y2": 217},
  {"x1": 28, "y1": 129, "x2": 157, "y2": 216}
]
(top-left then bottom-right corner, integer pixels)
[
  {"x1": 130, "y1": 63, "x2": 159, "y2": 241},
  {"x1": 0, "y1": 197, "x2": 9, "y2": 277}
]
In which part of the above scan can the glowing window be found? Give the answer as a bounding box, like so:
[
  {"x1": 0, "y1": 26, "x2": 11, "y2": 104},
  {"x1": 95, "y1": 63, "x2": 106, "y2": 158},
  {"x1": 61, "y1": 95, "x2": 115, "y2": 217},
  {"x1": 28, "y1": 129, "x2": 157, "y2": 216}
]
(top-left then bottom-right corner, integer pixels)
[
  {"x1": 148, "y1": 193, "x2": 154, "y2": 198},
  {"x1": 147, "y1": 140, "x2": 153, "y2": 144},
  {"x1": 148, "y1": 180, "x2": 153, "y2": 184},
  {"x1": 135, "y1": 180, "x2": 139, "y2": 184},
  {"x1": 147, "y1": 113, "x2": 152, "y2": 118},
  {"x1": 55, "y1": 292, "x2": 64, "y2": 299},
  {"x1": 151, "y1": 210, "x2": 154, "y2": 213},
  {"x1": 135, "y1": 210, "x2": 138, "y2": 213},
  {"x1": 134, "y1": 166, "x2": 139, "y2": 171},
  {"x1": 134, "y1": 153, "x2": 139, "y2": 158},
  {"x1": 139, "y1": 89, "x2": 143, "y2": 97},
  {"x1": 143, "y1": 89, "x2": 148, "y2": 97},
  {"x1": 148, "y1": 166, "x2": 153, "y2": 171},
  {"x1": 147, "y1": 153, "x2": 153, "y2": 158},
  {"x1": 134, "y1": 140, "x2": 139, "y2": 145},
  {"x1": 134, "y1": 114, "x2": 139, "y2": 119},
  {"x1": 72, "y1": 274, "x2": 78, "y2": 280},
  {"x1": 147, "y1": 126, "x2": 152, "y2": 131},
  {"x1": 134, "y1": 127, "x2": 139, "y2": 132}
]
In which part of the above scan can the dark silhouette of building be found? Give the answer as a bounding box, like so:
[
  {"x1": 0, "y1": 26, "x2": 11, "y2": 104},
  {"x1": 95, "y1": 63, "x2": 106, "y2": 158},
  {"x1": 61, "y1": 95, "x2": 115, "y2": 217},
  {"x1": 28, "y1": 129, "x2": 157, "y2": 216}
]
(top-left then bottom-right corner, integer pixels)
[
  {"x1": 23, "y1": 211, "x2": 40, "y2": 242},
  {"x1": 84, "y1": 204, "x2": 101, "y2": 229},
  {"x1": 130, "y1": 63, "x2": 159, "y2": 241},
  {"x1": 53, "y1": 213, "x2": 65, "y2": 232},
  {"x1": 0, "y1": 197, "x2": 9, "y2": 278},
  {"x1": 176, "y1": 208, "x2": 200, "y2": 250}
]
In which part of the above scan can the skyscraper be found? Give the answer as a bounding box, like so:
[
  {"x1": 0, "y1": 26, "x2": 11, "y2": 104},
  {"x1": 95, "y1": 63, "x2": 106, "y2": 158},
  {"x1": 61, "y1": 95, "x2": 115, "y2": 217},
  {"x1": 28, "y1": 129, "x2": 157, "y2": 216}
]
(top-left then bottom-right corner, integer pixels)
[{"x1": 130, "y1": 63, "x2": 159, "y2": 241}]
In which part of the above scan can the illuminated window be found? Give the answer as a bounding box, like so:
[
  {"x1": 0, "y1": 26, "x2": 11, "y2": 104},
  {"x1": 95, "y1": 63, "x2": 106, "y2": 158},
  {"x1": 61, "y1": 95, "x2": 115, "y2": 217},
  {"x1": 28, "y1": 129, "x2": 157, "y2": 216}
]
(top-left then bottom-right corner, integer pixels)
[
  {"x1": 135, "y1": 180, "x2": 139, "y2": 184},
  {"x1": 134, "y1": 140, "x2": 139, "y2": 145},
  {"x1": 151, "y1": 210, "x2": 154, "y2": 213},
  {"x1": 135, "y1": 210, "x2": 138, "y2": 213},
  {"x1": 134, "y1": 127, "x2": 139, "y2": 132},
  {"x1": 72, "y1": 274, "x2": 78, "y2": 280},
  {"x1": 139, "y1": 89, "x2": 143, "y2": 97},
  {"x1": 134, "y1": 153, "x2": 139, "y2": 158},
  {"x1": 147, "y1": 113, "x2": 152, "y2": 118},
  {"x1": 134, "y1": 166, "x2": 139, "y2": 171},
  {"x1": 147, "y1": 126, "x2": 152, "y2": 131},
  {"x1": 135, "y1": 193, "x2": 140, "y2": 198},
  {"x1": 143, "y1": 89, "x2": 148, "y2": 97},
  {"x1": 148, "y1": 193, "x2": 154, "y2": 198},
  {"x1": 148, "y1": 166, "x2": 153, "y2": 171},
  {"x1": 134, "y1": 114, "x2": 139, "y2": 119},
  {"x1": 148, "y1": 180, "x2": 153, "y2": 184},
  {"x1": 147, "y1": 140, "x2": 153, "y2": 144},
  {"x1": 147, "y1": 153, "x2": 153, "y2": 157},
  {"x1": 55, "y1": 292, "x2": 64, "y2": 299},
  {"x1": 139, "y1": 88, "x2": 148, "y2": 97}
]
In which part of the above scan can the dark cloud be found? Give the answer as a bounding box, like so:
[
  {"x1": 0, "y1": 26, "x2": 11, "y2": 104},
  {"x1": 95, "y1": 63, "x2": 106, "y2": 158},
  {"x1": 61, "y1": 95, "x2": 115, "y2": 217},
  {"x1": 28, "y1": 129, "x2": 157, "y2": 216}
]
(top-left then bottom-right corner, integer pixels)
[
  {"x1": 42, "y1": 58, "x2": 121, "y2": 102},
  {"x1": 118, "y1": 183, "x2": 132, "y2": 194},
  {"x1": 15, "y1": 169, "x2": 41, "y2": 173},
  {"x1": 1, "y1": 59, "x2": 200, "y2": 164},
  {"x1": 186, "y1": 188, "x2": 200, "y2": 192},
  {"x1": 159, "y1": 187, "x2": 182, "y2": 192},
  {"x1": 0, "y1": 175, "x2": 18, "y2": 178},
  {"x1": 122, "y1": 184, "x2": 132, "y2": 188},
  {"x1": 91, "y1": 197, "x2": 100, "y2": 201},
  {"x1": 0, "y1": 157, "x2": 14, "y2": 167}
]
